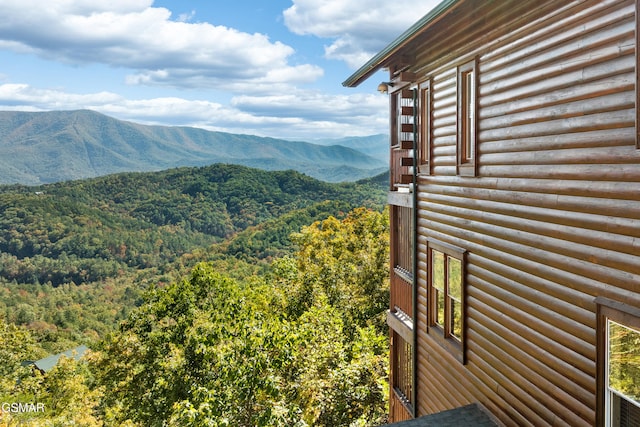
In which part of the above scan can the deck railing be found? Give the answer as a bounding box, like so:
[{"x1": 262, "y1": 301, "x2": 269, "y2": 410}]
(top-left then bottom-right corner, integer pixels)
[
  {"x1": 391, "y1": 204, "x2": 413, "y2": 315},
  {"x1": 391, "y1": 268, "x2": 413, "y2": 316},
  {"x1": 390, "y1": 333, "x2": 414, "y2": 422}
]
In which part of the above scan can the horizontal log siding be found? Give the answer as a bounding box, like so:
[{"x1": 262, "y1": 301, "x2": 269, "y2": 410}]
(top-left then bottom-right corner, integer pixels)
[{"x1": 411, "y1": 0, "x2": 640, "y2": 426}]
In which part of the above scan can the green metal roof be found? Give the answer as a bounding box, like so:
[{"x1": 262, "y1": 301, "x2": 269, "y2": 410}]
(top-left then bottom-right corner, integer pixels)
[
  {"x1": 342, "y1": 0, "x2": 459, "y2": 88},
  {"x1": 32, "y1": 345, "x2": 89, "y2": 373}
]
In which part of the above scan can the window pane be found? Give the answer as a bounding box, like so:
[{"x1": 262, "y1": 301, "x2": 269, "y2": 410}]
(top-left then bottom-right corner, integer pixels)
[
  {"x1": 421, "y1": 87, "x2": 430, "y2": 166},
  {"x1": 435, "y1": 288, "x2": 445, "y2": 328},
  {"x1": 448, "y1": 257, "x2": 462, "y2": 300},
  {"x1": 464, "y1": 71, "x2": 473, "y2": 161},
  {"x1": 432, "y1": 250, "x2": 445, "y2": 290},
  {"x1": 608, "y1": 320, "x2": 640, "y2": 406},
  {"x1": 450, "y1": 298, "x2": 462, "y2": 341},
  {"x1": 448, "y1": 257, "x2": 462, "y2": 339},
  {"x1": 432, "y1": 250, "x2": 445, "y2": 327}
]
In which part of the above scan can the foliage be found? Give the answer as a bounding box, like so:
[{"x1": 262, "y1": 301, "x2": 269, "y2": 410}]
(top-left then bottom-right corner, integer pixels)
[
  {"x1": 0, "y1": 316, "x2": 46, "y2": 390},
  {"x1": 94, "y1": 208, "x2": 390, "y2": 426},
  {"x1": 0, "y1": 278, "x2": 141, "y2": 352},
  {"x1": 0, "y1": 165, "x2": 390, "y2": 426},
  {"x1": 286, "y1": 207, "x2": 390, "y2": 337},
  {"x1": 0, "y1": 318, "x2": 102, "y2": 426},
  {"x1": 0, "y1": 164, "x2": 385, "y2": 287}
]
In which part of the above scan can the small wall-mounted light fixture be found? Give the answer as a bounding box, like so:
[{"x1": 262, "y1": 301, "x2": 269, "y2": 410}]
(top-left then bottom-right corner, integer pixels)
[{"x1": 377, "y1": 82, "x2": 394, "y2": 94}]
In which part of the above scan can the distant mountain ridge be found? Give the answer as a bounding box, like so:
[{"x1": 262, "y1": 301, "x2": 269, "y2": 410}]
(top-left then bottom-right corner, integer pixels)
[
  {"x1": 0, "y1": 110, "x2": 387, "y2": 185},
  {"x1": 311, "y1": 134, "x2": 389, "y2": 162}
]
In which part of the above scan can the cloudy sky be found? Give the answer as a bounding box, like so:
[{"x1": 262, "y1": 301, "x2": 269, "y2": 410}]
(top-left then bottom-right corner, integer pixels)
[{"x1": 0, "y1": 0, "x2": 440, "y2": 140}]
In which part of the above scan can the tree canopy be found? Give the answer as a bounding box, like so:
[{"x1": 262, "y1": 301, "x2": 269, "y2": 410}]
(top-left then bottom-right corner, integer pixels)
[{"x1": 1, "y1": 204, "x2": 391, "y2": 426}]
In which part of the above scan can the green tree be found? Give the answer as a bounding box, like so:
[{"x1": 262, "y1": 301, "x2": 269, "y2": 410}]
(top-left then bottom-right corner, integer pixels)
[
  {"x1": 287, "y1": 207, "x2": 390, "y2": 336},
  {"x1": 95, "y1": 205, "x2": 391, "y2": 426}
]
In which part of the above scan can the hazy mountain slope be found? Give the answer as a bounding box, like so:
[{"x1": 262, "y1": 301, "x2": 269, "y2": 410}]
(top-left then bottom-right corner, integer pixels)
[
  {"x1": 312, "y1": 134, "x2": 389, "y2": 162},
  {"x1": 0, "y1": 110, "x2": 386, "y2": 185}
]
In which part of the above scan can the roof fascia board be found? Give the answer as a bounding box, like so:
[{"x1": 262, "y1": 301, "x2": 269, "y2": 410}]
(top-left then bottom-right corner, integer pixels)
[{"x1": 342, "y1": 0, "x2": 460, "y2": 88}]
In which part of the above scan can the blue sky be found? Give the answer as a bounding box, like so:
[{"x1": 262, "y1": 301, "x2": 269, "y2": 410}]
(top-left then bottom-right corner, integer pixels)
[{"x1": 0, "y1": 0, "x2": 440, "y2": 140}]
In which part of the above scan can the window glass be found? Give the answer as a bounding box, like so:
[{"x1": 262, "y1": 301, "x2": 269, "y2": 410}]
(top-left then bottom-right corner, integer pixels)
[
  {"x1": 419, "y1": 81, "x2": 431, "y2": 170},
  {"x1": 432, "y1": 250, "x2": 445, "y2": 327},
  {"x1": 608, "y1": 320, "x2": 640, "y2": 407},
  {"x1": 457, "y1": 59, "x2": 477, "y2": 176},
  {"x1": 448, "y1": 257, "x2": 462, "y2": 340},
  {"x1": 426, "y1": 240, "x2": 466, "y2": 363},
  {"x1": 463, "y1": 71, "x2": 474, "y2": 162}
]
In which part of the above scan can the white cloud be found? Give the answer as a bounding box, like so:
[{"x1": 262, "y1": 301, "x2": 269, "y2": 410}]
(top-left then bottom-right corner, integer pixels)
[
  {"x1": 0, "y1": 83, "x2": 388, "y2": 140},
  {"x1": 0, "y1": 0, "x2": 322, "y2": 89},
  {"x1": 232, "y1": 92, "x2": 386, "y2": 123},
  {"x1": 283, "y1": 0, "x2": 442, "y2": 68}
]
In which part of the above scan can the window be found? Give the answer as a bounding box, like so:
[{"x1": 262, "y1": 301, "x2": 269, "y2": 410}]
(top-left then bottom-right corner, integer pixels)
[
  {"x1": 427, "y1": 238, "x2": 467, "y2": 363},
  {"x1": 607, "y1": 321, "x2": 640, "y2": 426},
  {"x1": 418, "y1": 79, "x2": 432, "y2": 174},
  {"x1": 457, "y1": 59, "x2": 477, "y2": 176},
  {"x1": 596, "y1": 297, "x2": 640, "y2": 426}
]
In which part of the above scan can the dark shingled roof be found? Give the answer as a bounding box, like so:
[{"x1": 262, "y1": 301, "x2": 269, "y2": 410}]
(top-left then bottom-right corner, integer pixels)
[{"x1": 385, "y1": 404, "x2": 500, "y2": 427}]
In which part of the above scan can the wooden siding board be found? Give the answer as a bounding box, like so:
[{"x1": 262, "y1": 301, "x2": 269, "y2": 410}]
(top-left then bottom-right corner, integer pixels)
[
  {"x1": 387, "y1": 0, "x2": 640, "y2": 424},
  {"x1": 467, "y1": 342, "x2": 553, "y2": 426},
  {"x1": 480, "y1": 11, "x2": 635, "y2": 89},
  {"x1": 480, "y1": 1, "x2": 634, "y2": 77},
  {"x1": 420, "y1": 194, "x2": 640, "y2": 268},
  {"x1": 480, "y1": 73, "x2": 635, "y2": 120},
  {"x1": 479, "y1": 109, "x2": 635, "y2": 142},
  {"x1": 479, "y1": 127, "x2": 636, "y2": 157},
  {"x1": 416, "y1": 334, "x2": 475, "y2": 410},
  {"x1": 415, "y1": 367, "x2": 450, "y2": 415},
  {"x1": 420, "y1": 210, "x2": 640, "y2": 297},
  {"x1": 479, "y1": 91, "x2": 635, "y2": 132},
  {"x1": 468, "y1": 263, "x2": 595, "y2": 346},
  {"x1": 468, "y1": 318, "x2": 592, "y2": 427},
  {"x1": 480, "y1": 163, "x2": 640, "y2": 182},
  {"x1": 481, "y1": 54, "x2": 635, "y2": 109},
  {"x1": 410, "y1": 0, "x2": 560, "y2": 79},
  {"x1": 464, "y1": 349, "x2": 533, "y2": 427},
  {"x1": 420, "y1": 182, "x2": 640, "y2": 236},
  {"x1": 425, "y1": 221, "x2": 640, "y2": 308},
  {"x1": 467, "y1": 326, "x2": 593, "y2": 426},
  {"x1": 468, "y1": 274, "x2": 595, "y2": 390},
  {"x1": 481, "y1": 37, "x2": 635, "y2": 103},
  {"x1": 468, "y1": 283, "x2": 595, "y2": 370},
  {"x1": 418, "y1": 174, "x2": 640, "y2": 202},
  {"x1": 480, "y1": 145, "x2": 640, "y2": 169},
  {"x1": 468, "y1": 310, "x2": 595, "y2": 410},
  {"x1": 470, "y1": 254, "x2": 595, "y2": 330}
]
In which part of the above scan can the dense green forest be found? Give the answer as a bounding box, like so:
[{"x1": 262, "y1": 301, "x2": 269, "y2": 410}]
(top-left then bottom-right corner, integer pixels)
[{"x1": 0, "y1": 164, "x2": 391, "y2": 426}]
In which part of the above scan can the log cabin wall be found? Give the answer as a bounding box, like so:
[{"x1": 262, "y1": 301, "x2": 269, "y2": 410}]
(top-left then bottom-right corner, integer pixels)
[{"x1": 400, "y1": 0, "x2": 640, "y2": 425}]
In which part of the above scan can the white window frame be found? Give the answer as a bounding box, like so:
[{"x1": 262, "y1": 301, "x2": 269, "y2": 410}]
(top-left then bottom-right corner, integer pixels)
[{"x1": 596, "y1": 296, "x2": 640, "y2": 426}]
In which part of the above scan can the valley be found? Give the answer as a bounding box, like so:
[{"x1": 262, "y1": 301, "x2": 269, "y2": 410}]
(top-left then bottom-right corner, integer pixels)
[{"x1": 0, "y1": 163, "x2": 391, "y2": 425}]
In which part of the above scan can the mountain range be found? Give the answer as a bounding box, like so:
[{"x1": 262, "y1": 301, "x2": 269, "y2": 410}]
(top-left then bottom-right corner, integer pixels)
[{"x1": 0, "y1": 110, "x2": 388, "y2": 185}]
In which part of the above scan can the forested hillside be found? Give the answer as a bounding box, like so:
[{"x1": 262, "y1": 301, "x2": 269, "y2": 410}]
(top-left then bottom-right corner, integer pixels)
[
  {"x1": 0, "y1": 164, "x2": 390, "y2": 425},
  {"x1": 0, "y1": 164, "x2": 385, "y2": 285}
]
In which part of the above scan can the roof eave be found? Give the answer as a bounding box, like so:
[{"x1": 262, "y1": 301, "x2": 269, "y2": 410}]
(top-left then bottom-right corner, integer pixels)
[{"x1": 342, "y1": 0, "x2": 460, "y2": 88}]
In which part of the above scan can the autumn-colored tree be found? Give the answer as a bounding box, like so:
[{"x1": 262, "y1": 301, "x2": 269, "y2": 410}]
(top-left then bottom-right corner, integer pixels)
[
  {"x1": 287, "y1": 207, "x2": 390, "y2": 335},
  {"x1": 94, "y1": 207, "x2": 390, "y2": 426}
]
